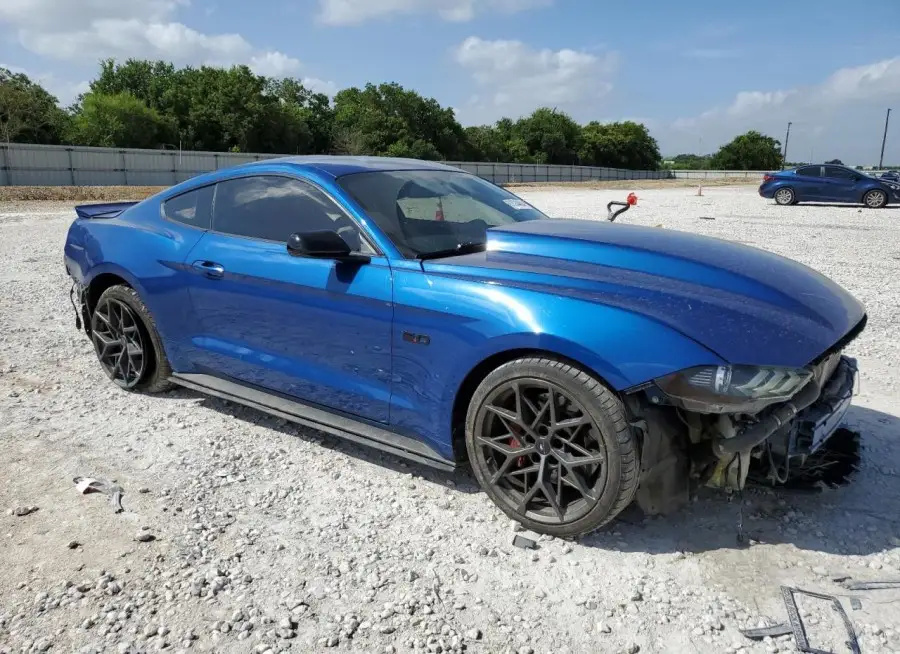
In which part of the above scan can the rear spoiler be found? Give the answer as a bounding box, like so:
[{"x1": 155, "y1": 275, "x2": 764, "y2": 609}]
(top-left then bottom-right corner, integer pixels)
[{"x1": 74, "y1": 201, "x2": 139, "y2": 220}]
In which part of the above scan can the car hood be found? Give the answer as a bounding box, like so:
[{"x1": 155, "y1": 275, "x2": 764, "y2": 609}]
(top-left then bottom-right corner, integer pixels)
[{"x1": 430, "y1": 219, "x2": 866, "y2": 368}]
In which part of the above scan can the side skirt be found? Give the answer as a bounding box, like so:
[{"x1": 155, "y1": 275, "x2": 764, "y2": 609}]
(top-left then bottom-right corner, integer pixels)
[{"x1": 170, "y1": 373, "x2": 457, "y2": 472}]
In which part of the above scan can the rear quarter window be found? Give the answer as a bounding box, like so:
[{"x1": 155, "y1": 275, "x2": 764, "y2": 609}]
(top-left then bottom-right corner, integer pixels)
[{"x1": 162, "y1": 185, "x2": 214, "y2": 229}]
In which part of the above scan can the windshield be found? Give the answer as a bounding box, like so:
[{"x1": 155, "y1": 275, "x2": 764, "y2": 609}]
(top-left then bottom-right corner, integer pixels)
[{"x1": 336, "y1": 170, "x2": 547, "y2": 258}]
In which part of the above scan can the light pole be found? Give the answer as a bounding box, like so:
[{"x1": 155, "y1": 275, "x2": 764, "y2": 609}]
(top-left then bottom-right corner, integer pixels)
[
  {"x1": 878, "y1": 108, "x2": 891, "y2": 170},
  {"x1": 782, "y1": 121, "x2": 792, "y2": 169}
]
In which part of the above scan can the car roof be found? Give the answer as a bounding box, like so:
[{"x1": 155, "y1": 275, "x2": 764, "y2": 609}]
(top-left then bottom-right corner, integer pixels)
[
  {"x1": 244, "y1": 155, "x2": 459, "y2": 177},
  {"x1": 159, "y1": 155, "x2": 465, "y2": 200}
]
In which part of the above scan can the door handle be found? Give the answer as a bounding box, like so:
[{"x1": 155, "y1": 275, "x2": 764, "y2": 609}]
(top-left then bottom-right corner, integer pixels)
[{"x1": 192, "y1": 260, "x2": 225, "y2": 279}]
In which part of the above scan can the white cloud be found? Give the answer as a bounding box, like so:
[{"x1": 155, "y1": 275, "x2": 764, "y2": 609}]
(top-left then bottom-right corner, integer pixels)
[
  {"x1": 248, "y1": 51, "x2": 303, "y2": 77},
  {"x1": 661, "y1": 57, "x2": 900, "y2": 165},
  {"x1": 317, "y1": 0, "x2": 550, "y2": 25},
  {"x1": 454, "y1": 36, "x2": 617, "y2": 125},
  {"x1": 0, "y1": 0, "x2": 333, "y2": 86}
]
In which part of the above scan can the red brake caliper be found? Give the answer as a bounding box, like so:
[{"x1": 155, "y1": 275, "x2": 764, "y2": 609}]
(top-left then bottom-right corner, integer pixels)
[{"x1": 508, "y1": 428, "x2": 526, "y2": 467}]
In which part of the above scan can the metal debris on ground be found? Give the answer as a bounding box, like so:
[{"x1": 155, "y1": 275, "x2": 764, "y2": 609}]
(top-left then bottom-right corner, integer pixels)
[
  {"x1": 73, "y1": 476, "x2": 125, "y2": 513},
  {"x1": 780, "y1": 586, "x2": 860, "y2": 654},
  {"x1": 849, "y1": 598, "x2": 862, "y2": 611},
  {"x1": 842, "y1": 578, "x2": 900, "y2": 591},
  {"x1": 512, "y1": 534, "x2": 537, "y2": 550}
]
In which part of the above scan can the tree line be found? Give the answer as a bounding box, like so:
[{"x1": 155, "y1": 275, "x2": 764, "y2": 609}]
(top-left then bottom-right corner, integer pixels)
[{"x1": 3, "y1": 59, "x2": 786, "y2": 171}]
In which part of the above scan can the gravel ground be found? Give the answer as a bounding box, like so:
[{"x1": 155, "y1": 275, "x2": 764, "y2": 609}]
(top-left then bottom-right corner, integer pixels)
[{"x1": 1, "y1": 186, "x2": 899, "y2": 654}]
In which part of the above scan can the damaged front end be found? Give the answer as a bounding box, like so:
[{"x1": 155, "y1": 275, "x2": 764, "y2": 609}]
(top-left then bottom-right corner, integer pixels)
[{"x1": 624, "y1": 328, "x2": 862, "y2": 516}]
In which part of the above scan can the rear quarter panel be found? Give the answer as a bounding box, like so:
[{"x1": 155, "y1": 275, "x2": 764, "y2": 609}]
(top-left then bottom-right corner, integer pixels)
[{"x1": 64, "y1": 200, "x2": 207, "y2": 370}]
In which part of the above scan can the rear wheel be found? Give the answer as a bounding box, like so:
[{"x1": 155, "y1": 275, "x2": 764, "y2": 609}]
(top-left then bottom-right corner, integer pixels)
[
  {"x1": 90, "y1": 285, "x2": 173, "y2": 392},
  {"x1": 863, "y1": 189, "x2": 888, "y2": 209},
  {"x1": 774, "y1": 187, "x2": 796, "y2": 205},
  {"x1": 465, "y1": 357, "x2": 639, "y2": 538}
]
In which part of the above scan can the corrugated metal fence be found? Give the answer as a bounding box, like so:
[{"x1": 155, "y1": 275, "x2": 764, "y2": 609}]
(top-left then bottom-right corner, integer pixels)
[
  {"x1": 0, "y1": 142, "x2": 679, "y2": 186},
  {"x1": 5, "y1": 142, "x2": 851, "y2": 186}
]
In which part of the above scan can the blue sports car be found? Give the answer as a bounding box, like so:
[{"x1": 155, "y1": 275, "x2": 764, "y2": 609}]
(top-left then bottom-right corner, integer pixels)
[
  {"x1": 759, "y1": 163, "x2": 900, "y2": 207},
  {"x1": 64, "y1": 156, "x2": 866, "y2": 537}
]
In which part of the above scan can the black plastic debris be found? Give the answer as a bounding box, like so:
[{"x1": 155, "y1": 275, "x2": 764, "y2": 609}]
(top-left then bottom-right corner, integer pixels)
[
  {"x1": 842, "y1": 579, "x2": 900, "y2": 591},
  {"x1": 739, "y1": 623, "x2": 793, "y2": 640},
  {"x1": 512, "y1": 534, "x2": 537, "y2": 550}
]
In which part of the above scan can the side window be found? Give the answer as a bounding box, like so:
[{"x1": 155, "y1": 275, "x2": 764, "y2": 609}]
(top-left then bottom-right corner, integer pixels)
[
  {"x1": 213, "y1": 175, "x2": 373, "y2": 253},
  {"x1": 797, "y1": 166, "x2": 821, "y2": 178},
  {"x1": 162, "y1": 185, "x2": 213, "y2": 229},
  {"x1": 824, "y1": 166, "x2": 856, "y2": 180}
]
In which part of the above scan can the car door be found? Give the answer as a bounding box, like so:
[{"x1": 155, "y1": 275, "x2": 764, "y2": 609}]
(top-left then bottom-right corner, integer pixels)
[
  {"x1": 821, "y1": 165, "x2": 862, "y2": 202},
  {"x1": 184, "y1": 173, "x2": 394, "y2": 424},
  {"x1": 794, "y1": 165, "x2": 823, "y2": 200}
]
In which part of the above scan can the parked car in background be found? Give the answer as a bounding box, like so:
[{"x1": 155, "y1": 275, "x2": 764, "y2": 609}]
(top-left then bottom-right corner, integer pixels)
[
  {"x1": 880, "y1": 170, "x2": 900, "y2": 181},
  {"x1": 759, "y1": 164, "x2": 900, "y2": 207},
  {"x1": 64, "y1": 156, "x2": 866, "y2": 537}
]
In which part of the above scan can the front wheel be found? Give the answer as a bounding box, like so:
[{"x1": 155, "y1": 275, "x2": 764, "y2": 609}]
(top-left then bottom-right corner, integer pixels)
[
  {"x1": 863, "y1": 189, "x2": 888, "y2": 209},
  {"x1": 774, "y1": 187, "x2": 796, "y2": 205},
  {"x1": 465, "y1": 357, "x2": 639, "y2": 538}
]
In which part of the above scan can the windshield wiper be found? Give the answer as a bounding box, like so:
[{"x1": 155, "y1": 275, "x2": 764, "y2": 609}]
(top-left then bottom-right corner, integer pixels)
[{"x1": 416, "y1": 241, "x2": 487, "y2": 261}]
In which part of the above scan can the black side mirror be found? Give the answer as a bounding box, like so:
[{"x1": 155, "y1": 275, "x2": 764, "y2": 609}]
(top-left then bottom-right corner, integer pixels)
[{"x1": 286, "y1": 230, "x2": 370, "y2": 263}]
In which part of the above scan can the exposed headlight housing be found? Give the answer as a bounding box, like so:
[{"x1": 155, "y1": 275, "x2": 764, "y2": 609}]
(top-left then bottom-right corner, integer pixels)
[{"x1": 654, "y1": 364, "x2": 814, "y2": 414}]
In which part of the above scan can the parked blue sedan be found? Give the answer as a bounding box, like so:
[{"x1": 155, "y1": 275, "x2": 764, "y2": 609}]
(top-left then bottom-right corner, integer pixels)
[
  {"x1": 64, "y1": 156, "x2": 866, "y2": 537},
  {"x1": 759, "y1": 164, "x2": 900, "y2": 207}
]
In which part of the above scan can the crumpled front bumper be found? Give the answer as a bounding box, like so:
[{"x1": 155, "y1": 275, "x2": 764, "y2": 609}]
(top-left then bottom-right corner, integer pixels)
[{"x1": 788, "y1": 355, "x2": 858, "y2": 457}]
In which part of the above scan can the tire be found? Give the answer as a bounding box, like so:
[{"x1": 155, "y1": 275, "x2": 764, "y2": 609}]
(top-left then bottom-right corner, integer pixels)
[
  {"x1": 774, "y1": 187, "x2": 795, "y2": 205},
  {"x1": 89, "y1": 284, "x2": 173, "y2": 393},
  {"x1": 465, "y1": 357, "x2": 639, "y2": 538},
  {"x1": 863, "y1": 189, "x2": 888, "y2": 209}
]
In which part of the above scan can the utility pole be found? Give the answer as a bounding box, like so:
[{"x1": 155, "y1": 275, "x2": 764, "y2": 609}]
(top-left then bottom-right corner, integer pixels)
[
  {"x1": 782, "y1": 121, "x2": 792, "y2": 169},
  {"x1": 878, "y1": 108, "x2": 891, "y2": 170}
]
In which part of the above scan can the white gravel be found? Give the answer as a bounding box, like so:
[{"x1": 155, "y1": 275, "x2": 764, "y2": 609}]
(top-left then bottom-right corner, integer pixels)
[{"x1": 1, "y1": 186, "x2": 899, "y2": 654}]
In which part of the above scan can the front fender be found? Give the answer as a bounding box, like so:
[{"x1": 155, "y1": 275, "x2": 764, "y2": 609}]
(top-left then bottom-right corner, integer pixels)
[{"x1": 390, "y1": 268, "x2": 724, "y2": 457}]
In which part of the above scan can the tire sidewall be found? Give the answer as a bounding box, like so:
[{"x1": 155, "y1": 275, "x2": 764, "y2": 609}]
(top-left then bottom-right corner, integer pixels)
[
  {"x1": 93, "y1": 285, "x2": 166, "y2": 390},
  {"x1": 465, "y1": 359, "x2": 629, "y2": 536},
  {"x1": 865, "y1": 189, "x2": 887, "y2": 208},
  {"x1": 775, "y1": 188, "x2": 794, "y2": 205}
]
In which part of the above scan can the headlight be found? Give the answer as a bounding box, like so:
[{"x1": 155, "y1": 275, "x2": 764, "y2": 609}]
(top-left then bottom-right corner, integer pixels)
[{"x1": 654, "y1": 364, "x2": 814, "y2": 414}]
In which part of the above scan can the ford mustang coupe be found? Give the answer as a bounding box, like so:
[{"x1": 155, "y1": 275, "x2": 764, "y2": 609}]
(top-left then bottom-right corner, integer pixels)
[{"x1": 64, "y1": 156, "x2": 865, "y2": 537}]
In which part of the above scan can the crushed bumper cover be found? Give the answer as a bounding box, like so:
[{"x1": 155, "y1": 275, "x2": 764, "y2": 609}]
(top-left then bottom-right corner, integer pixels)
[{"x1": 789, "y1": 355, "x2": 857, "y2": 457}]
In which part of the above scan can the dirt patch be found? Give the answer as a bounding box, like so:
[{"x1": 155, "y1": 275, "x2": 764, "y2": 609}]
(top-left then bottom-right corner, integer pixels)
[
  {"x1": 0, "y1": 186, "x2": 165, "y2": 202},
  {"x1": 0, "y1": 177, "x2": 759, "y2": 202},
  {"x1": 505, "y1": 177, "x2": 759, "y2": 191}
]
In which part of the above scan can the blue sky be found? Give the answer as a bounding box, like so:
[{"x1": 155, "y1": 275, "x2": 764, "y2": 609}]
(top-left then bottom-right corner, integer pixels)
[{"x1": 2, "y1": 0, "x2": 899, "y2": 164}]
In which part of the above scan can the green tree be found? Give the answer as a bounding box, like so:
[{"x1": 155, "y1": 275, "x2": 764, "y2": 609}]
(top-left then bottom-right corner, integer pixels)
[
  {"x1": 512, "y1": 108, "x2": 583, "y2": 165},
  {"x1": 68, "y1": 92, "x2": 173, "y2": 148},
  {"x1": 332, "y1": 82, "x2": 466, "y2": 159},
  {"x1": 669, "y1": 153, "x2": 712, "y2": 170},
  {"x1": 579, "y1": 121, "x2": 662, "y2": 170},
  {"x1": 0, "y1": 67, "x2": 70, "y2": 144},
  {"x1": 710, "y1": 130, "x2": 782, "y2": 170}
]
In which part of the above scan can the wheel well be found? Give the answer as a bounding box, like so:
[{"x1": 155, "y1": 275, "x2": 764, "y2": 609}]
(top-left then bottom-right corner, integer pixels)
[
  {"x1": 86, "y1": 273, "x2": 130, "y2": 315},
  {"x1": 449, "y1": 348, "x2": 613, "y2": 463}
]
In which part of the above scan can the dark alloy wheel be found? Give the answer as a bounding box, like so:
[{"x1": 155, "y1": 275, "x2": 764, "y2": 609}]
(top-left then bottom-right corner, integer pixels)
[
  {"x1": 465, "y1": 357, "x2": 639, "y2": 537},
  {"x1": 91, "y1": 297, "x2": 146, "y2": 388},
  {"x1": 88, "y1": 285, "x2": 174, "y2": 393}
]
